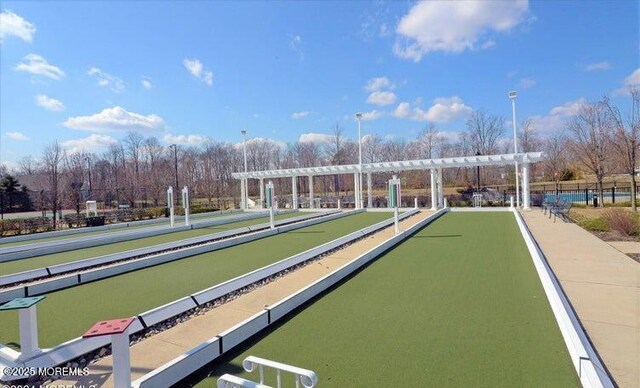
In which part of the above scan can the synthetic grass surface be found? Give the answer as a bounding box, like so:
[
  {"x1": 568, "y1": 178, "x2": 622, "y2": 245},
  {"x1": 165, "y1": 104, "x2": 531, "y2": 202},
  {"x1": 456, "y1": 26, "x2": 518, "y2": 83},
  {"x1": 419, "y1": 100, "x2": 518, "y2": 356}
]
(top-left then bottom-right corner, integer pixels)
[
  {"x1": 0, "y1": 211, "x2": 231, "y2": 248},
  {"x1": 0, "y1": 212, "x2": 393, "y2": 348},
  {"x1": 0, "y1": 212, "x2": 304, "y2": 276},
  {"x1": 195, "y1": 212, "x2": 579, "y2": 387}
]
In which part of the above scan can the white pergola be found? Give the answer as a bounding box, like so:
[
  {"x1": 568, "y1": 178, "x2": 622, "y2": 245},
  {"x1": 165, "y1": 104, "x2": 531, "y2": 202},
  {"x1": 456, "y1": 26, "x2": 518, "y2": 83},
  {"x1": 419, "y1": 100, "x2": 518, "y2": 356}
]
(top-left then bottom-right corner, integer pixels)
[{"x1": 232, "y1": 152, "x2": 544, "y2": 210}]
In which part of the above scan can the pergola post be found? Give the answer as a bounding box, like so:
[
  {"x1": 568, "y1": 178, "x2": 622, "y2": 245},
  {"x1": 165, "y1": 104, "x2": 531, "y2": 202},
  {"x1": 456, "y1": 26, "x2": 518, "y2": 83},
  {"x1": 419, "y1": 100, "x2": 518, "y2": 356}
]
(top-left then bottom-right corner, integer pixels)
[
  {"x1": 430, "y1": 169, "x2": 437, "y2": 210},
  {"x1": 259, "y1": 178, "x2": 264, "y2": 209},
  {"x1": 437, "y1": 168, "x2": 444, "y2": 208},
  {"x1": 308, "y1": 175, "x2": 314, "y2": 209},
  {"x1": 522, "y1": 163, "x2": 530, "y2": 210},
  {"x1": 292, "y1": 176, "x2": 298, "y2": 209},
  {"x1": 367, "y1": 172, "x2": 372, "y2": 208}
]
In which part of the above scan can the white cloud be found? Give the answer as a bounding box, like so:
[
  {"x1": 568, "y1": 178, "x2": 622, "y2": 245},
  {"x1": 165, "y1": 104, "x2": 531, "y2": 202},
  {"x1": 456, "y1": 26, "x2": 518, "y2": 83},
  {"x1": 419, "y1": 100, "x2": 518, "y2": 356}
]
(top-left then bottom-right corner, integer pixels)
[
  {"x1": 360, "y1": 110, "x2": 383, "y2": 121},
  {"x1": 395, "y1": 97, "x2": 472, "y2": 123},
  {"x1": 289, "y1": 34, "x2": 304, "y2": 60},
  {"x1": 613, "y1": 68, "x2": 640, "y2": 96},
  {"x1": 365, "y1": 76, "x2": 393, "y2": 92},
  {"x1": 15, "y1": 54, "x2": 65, "y2": 79},
  {"x1": 35, "y1": 94, "x2": 65, "y2": 111},
  {"x1": 584, "y1": 61, "x2": 611, "y2": 72},
  {"x1": 367, "y1": 91, "x2": 397, "y2": 106},
  {"x1": 291, "y1": 111, "x2": 309, "y2": 119},
  {"x1": 141, "y1": 78, "x2": 152, "y2": 89},
  {"x1": 394, "y1": 102, "x2": 411, "y2": 118},
  {"x1": 393, "y1": 0, "x2": 529, "y2": 61},
  {"x1": 528, "y1": 98, "x2": 585, "y2": 133},
  {"x1": 5, "y1": 131, "x2": 30, "y2": 141},
  {"x1": 163, "y1": 133, "x2": 208, "y2": 145},
  {"x1": 183, "y1": 58, "x2": 213, "y2": 86},
  {"x1": 299, "y1": 133, "x2": 335, "y2": 144},
  {"x1": 63, "y1": 106, "x2": 166, "y2": 133},
  {"x1": 61, "y1": 134, "x2": 118, "y2": 154},
  {"x1": 519, "y1": 77, "x2": 536, "y2": 89},
  {"x1": 624, "y1": 68, "x2": 640, "y2": 86},
  {"x1": 88, "y1": 67, "x2": 125, "y2": 92},
  {"x1": 0, "y1": 10, "x2": 36, "y2": 43}
]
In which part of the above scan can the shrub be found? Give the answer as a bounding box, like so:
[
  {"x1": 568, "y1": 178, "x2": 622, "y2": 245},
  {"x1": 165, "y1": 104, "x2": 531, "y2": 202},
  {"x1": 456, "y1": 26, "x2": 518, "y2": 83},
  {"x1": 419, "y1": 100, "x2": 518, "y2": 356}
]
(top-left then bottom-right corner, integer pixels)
[
  {"x1": 191, "y1": 206, "x2": 220, "y2": 215},
  {"x1": 577, "y1": 216, "x2": 610, "y2": 232},
  {"x1": 602, "y1": 209, "x2": 639, "y2": 236}
]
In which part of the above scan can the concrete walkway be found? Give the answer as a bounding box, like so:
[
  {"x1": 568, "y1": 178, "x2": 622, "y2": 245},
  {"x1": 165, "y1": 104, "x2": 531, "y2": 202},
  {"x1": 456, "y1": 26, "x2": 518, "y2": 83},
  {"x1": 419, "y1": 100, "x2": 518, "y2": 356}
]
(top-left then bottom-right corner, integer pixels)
[
  {"x1": 55, "y1": 211, "x2": 434, "y2": 387},
  {"x1": 522, "y1": 210, "x2": 640, "y2": 388}
]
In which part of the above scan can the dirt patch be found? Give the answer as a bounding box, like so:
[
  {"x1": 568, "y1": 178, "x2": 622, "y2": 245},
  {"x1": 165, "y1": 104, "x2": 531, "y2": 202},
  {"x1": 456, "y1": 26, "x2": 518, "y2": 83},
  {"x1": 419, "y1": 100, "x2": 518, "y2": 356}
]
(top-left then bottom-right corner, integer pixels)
[
  {"x1": 627, "y1": 254, "x2": 640, "y2": 264},
  {"x1": 590, "y1": 230, "x2": 639, "y2": 242}
]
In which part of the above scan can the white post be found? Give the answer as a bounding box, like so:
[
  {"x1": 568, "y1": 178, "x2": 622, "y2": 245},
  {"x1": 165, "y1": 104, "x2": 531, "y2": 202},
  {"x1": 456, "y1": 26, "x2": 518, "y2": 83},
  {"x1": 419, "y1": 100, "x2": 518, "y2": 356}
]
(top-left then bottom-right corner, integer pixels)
[
  {"x1": 414, "y1": 197, "x2": 418, "y2": 209},
  {"x1": 353, "y1": 173, "x2": 359, "y2": 209},
  {"x1": 111, "y1": 329, "x2": 132, "y2": 388},
  {"x1": 292, "y1": 176, "x2": 298, "y2": 209},
  {"x1": 444, "y1": 197, "x2": 448, "y2": 208},
  {"x1": 394, "y1": 206, "x2": 400, "y2": 235},
  {"x1": 337, "y1": 199, "x2": 341, "y2": 209},
  {"x1": 266, "y1": 180, "x2": 275, "y2": 229},
  {"x1": 437, "y1": 168, "x2": 444, "y2": 208},
  {"x1": 430, "y1": 169, "x2": 437, "y2": 210},
  {"x1": 511, "y1": 96, "x2": 521, "y2": 209},
  {"x1": 510, "y1": 196, "x2": 514, "y2": 208},
  {"x1": 182, "y1": 186, "x2": 190, "y2": 226},
  {"x1": 240, "y1": 179, "x2": 246, "y2": 210},
  {"x1": 308, "y1": 176, "x2": 314, "y2": 209},
  {"x1": 523, "y1": 163, "x2": 531, "y2": 210},
  {"x1": 167, "y1": 187, "x2": 175, "y2": 228},
  {"x1": 18, "y1": 306, "x2": 40, "y2": 359},
  {"x1": 259, "y1": 178, "x2": 265, "y2": 209},
  {"x1": 367, "y1": 172, "x2": 372, "y2": 208}
]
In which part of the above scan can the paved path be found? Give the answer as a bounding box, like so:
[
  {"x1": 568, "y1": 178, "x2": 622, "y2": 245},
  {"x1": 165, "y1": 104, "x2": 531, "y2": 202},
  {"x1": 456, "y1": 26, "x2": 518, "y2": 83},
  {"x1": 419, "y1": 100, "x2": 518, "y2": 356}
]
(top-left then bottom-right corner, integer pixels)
[
  {"x1": 55, "y1": 211, "x2": 434, "y2": 387},
  {"x1": 609, "y1": 241, "x2": 640, "y2": 255},
  {"x1": 522, "y1": 210, "x2": 640, "y2": 388}
]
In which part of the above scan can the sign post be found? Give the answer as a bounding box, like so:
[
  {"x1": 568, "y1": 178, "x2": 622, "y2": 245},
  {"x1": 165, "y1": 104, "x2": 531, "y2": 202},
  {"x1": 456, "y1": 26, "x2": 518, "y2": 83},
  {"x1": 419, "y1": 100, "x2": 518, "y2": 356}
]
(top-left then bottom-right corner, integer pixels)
[
  {"x1": 182, "y1": 186, "x2": 190, "y2": 226},
  {"x1": 83, "y1": 317, "x2": 136, "y2": 388},
  {"x1": 266, "y1": 181, "x2": 275, "y2": 229},
  {"x1": 0, "y1": 296, "x2": 46, "y2": 360},
  {"x1": 167, "y1": 186, "x2": 175, "y2": 228},
  {"x1": 389, "y1": 175, "x2": 401, "y2": 235}
]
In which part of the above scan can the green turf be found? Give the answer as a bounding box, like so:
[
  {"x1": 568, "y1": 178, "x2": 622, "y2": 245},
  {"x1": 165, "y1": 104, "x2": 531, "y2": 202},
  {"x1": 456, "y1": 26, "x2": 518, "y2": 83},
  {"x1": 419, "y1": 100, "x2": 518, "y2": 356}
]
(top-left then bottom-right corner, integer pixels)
[
  {"x1": 0, "y1": 211, "x2": 233, "y2": 248},
  {"x1": 196, "y1": 212, "x2": 579, "y2": 387},
  {"x1": 0, "y1": 212, "x2": 393, "y2": 348},
  {"x1": 0, "y1": 212, "x2": 305, "y2": 276}
]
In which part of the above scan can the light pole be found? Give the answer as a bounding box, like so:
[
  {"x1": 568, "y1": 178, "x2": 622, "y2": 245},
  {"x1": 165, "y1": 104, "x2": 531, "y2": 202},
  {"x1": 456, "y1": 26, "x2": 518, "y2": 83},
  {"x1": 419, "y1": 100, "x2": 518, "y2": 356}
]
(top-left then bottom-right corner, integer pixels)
[
  {"x1": 355, "y1": 112, "x2": 363, "y2": 208},
  {"x1": 169, "y1": 144, "x2": 178, "y2": 204},
  {"x1": 509, "y1": 91, "x2": 520, "y2": 208},
  {"x1": 241, "y1": 130, "x2": 248, "y2": 209},
  {"x1": 84, "y1": 156, "x2": 92, "y2": 199}
]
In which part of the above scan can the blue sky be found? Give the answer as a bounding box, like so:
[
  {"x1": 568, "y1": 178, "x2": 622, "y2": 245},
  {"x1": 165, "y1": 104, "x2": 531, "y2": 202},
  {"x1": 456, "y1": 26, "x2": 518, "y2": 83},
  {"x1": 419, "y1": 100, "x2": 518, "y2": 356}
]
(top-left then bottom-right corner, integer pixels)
[{"x1": 0, "y1": 0, "x2": 638, "y2": 167}]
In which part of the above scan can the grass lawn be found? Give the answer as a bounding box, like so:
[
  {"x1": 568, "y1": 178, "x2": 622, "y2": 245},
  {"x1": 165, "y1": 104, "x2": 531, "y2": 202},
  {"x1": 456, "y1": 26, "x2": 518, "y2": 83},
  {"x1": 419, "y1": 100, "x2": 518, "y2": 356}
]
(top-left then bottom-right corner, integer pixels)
[
  {"x1": 0, "y1": 212, "x2": 304, "y2": 276},
  {"x1": 195, "y1": 212, "x2": 579, "y2": 387},
  {"x1": 0, "y1": 212, "x2": 393, "y2": 348},
  {"x1": 0, "y1": 211, "x2": 233, "y2": 249}
]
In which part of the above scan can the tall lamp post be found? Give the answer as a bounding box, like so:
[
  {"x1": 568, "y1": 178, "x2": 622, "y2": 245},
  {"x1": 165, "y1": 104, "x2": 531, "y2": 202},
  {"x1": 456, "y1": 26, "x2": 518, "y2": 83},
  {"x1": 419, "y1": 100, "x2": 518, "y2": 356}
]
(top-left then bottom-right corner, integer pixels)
[
  {"x1": 355, "y1": 112, "x2": 363, "y2": 209},
  {"x1": 169, "y1": 144, "x2": 178, "y2": 205},
  {"x1": 84, "y1": 156, "x2": 92, "y2": 199},
  {"x1": 508, "y1": 91, "x2": 520, "y2": 208},
  {"x1": 241, "y1": 130, "x2": 248, "y2": 210}
]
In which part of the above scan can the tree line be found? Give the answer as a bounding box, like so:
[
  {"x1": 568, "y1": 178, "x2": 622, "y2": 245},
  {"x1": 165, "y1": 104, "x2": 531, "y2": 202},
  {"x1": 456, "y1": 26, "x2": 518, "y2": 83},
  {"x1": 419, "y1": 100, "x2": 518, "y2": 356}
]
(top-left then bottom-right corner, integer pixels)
[{"x1": 1, "y1": 89, "x2": 637, "y2": 226}]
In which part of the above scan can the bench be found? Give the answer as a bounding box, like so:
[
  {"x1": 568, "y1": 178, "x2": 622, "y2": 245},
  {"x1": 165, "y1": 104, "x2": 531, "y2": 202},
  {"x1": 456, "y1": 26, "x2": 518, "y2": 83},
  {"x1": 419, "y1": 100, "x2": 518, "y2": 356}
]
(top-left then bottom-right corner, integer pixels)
[
  {"x1": 542, "y1": 196, "x2": 560, "y2": 215},
  {"x1": 549, "y1": 200, "x2": 572, "y2": 222}
]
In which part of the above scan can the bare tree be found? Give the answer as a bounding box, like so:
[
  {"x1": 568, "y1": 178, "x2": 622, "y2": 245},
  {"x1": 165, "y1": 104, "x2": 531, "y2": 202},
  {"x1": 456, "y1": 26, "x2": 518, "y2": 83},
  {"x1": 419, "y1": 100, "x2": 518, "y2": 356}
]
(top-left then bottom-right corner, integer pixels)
[
  {"x1": 464, "y1": 110, "x2": 505, "y2": 155},
  {"x1": 18, "y1": 155, "x2": 38, "y2": 175},
  {"x1": 603, "y1": 88, "x2": 639, "y2": 211},
  {"x1": 566, "y1": 100, "x2": 612, "y2": 206},
  {"x1": 542, "y1": 131, "x2": 569, "y2": 191},
  {"x1": 42, "y1": 141, "x2": 64, "y2": 227},
  {"x1": 519, "y1": 118, "x2": 542, "y2": 152}
]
